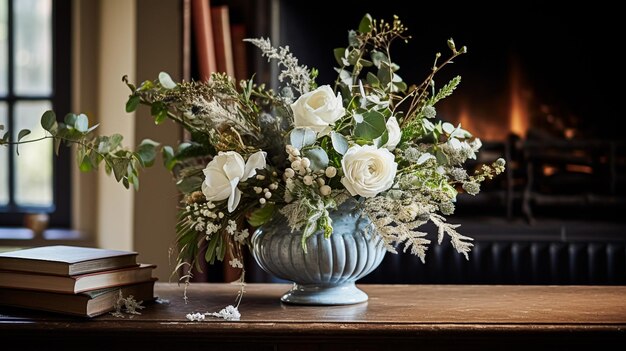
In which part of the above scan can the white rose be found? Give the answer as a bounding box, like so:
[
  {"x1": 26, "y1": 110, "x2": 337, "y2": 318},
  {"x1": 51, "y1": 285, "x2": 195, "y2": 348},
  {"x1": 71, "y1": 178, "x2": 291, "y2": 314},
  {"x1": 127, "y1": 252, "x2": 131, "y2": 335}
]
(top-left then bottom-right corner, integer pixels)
[
  {"x1": 340, "y1": 145, "x2": 397, "y2": 198},
  {"x1": 375, "y1": 116, "x2": 401, "y2": 151},
  {"x1": 291, "y1": 85, "x2": 345, "y2": 134},
  {"x1": 202, "y1": 150, "x2": 266, "y2": 212}
]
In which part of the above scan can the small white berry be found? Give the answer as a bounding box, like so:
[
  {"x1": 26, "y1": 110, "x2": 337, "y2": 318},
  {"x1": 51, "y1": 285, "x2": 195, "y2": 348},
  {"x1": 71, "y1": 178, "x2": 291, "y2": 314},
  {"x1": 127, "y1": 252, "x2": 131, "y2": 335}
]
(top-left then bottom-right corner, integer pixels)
[
  {"x1": 301, "y1": 157, "x2": 311, "y2": 169},
  {"x1": 325, "y1": 166, "x2": 337, "y2": 178},
  {"x1": 303, "y1": 175, "x2": 314, "y2": 185},
  {"x1": 284, "y1": 168, "x2": 295, "y2": 178},
  {"x1": 320, "y1": 185, "x2": 332, "y2": 196}
]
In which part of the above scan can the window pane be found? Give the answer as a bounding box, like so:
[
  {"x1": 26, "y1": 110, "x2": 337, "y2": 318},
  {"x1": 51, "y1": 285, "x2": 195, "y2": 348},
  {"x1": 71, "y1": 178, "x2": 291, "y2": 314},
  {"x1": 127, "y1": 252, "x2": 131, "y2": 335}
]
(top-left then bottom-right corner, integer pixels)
[
  {"x1": 13, "y1": 0, "x2": 51, "y2": 96},
  {"x1": 0, "y1": 0, "x2": 7, "y2": 96},
  {"x1": 13, "y1": 101, "x2": 52, "y2": 207},
  {"x1": 0, "y1": 102, "x2": 7, "y2": 205}
]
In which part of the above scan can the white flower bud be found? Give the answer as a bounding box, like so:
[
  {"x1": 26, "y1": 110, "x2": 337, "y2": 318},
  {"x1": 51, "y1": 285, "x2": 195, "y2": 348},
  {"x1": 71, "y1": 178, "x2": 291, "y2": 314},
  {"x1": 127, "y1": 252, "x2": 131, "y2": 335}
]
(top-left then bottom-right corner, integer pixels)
[
  {"x1": 218, "y1": 212, "x2": 224, "y2": 219},
  {"x1": 284, "y1": 168, "x2": 295, "y2": 178},
  {"x1": 256, "y1": 174, "x2": 266, "y2": 180},
  {"x1": 303, "y1": 175, "x2": 314, "y2": 185},
  {"x1": 259, "y1": 198, "x2": 266, "y2": 205},
  {"x1": 291, "y1": 160, "x2": 302, "y2": 170},
  {"x1": 253, "y1": 186, "x2": 263, "y2": 194},
  {"x1": 316, "y1": 178, "x2": 325, "y2": 186},
  {"x1": 320, "y1": 185, "x2": 332, "y2": 196},
  {"x1": 264, "y1": 192, "x2": 272, "y2": 199},
  {"x1": 301, "y1": 157, "x2": 311, "y2": 169},
  {"x1": 325, "y1": 166, "x2": 337, "y2": 178},
  {"x1": 269, "y1": 183, "x2": 278, "y2": 190},
  {"x1": 263, "y1": 188, "x2": 269, "y2": 193}
]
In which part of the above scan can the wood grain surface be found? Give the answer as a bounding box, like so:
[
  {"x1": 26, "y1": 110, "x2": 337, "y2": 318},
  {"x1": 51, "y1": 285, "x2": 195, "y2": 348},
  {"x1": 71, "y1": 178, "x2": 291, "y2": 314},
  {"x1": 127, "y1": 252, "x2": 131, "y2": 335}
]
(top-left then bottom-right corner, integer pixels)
[{"x1": 1, "y1": 283, "x2": 625, "y2": 350}]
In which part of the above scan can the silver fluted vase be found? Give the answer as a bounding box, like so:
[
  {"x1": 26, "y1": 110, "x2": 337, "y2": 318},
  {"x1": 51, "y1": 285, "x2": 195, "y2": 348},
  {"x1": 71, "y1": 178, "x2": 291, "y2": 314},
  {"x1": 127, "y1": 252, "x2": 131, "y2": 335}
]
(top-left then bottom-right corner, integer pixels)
[{"x1": 251, "y1": 198, "x2": 386, "y2": 305}]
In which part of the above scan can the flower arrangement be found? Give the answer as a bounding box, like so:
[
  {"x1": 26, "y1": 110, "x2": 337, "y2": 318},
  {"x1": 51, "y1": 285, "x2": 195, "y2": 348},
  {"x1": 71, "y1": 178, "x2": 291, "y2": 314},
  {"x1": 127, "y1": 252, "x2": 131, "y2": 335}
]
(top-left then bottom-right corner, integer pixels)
[{"x1": 1, "y1": 14, "x2": 504, "y2": 285}]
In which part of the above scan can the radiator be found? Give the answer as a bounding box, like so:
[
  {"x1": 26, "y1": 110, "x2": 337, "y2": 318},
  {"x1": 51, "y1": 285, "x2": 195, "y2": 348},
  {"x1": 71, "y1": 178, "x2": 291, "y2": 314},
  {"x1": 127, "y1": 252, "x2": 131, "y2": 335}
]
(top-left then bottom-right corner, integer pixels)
[{"x1": 359, "y1": 240, "x2": 626, "y2": 285}]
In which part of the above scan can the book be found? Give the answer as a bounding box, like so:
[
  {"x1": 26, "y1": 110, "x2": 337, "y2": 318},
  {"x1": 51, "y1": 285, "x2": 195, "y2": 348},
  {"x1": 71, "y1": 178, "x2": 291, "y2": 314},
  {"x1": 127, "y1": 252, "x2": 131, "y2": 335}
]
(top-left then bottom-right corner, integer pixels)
[
  {"x1": 0, "y1": 263, "x2": 156, "y2": 294},
  {"x1": 191, "y1": 0, "x2": 217, "y2": 81},
  {"x1": 230, "y1": 23, "x2": 248, "y2": 81},
  {"x1": 0, "y1": 245, "x2": 138, "y2": 276},
  {"x1": 211, "y1": 5, "x2": 235, "y2": 77},
  {"x1": 0, "y1": 279, "x2": 156, "y2": 318}
]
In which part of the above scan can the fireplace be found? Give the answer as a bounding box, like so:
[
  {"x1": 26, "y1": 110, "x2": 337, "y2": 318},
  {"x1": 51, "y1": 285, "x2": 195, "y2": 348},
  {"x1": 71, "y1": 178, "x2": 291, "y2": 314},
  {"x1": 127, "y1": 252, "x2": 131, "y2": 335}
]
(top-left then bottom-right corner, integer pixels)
[{"x1": 277, "y1": 1, "x2": 626, "y2": 222}]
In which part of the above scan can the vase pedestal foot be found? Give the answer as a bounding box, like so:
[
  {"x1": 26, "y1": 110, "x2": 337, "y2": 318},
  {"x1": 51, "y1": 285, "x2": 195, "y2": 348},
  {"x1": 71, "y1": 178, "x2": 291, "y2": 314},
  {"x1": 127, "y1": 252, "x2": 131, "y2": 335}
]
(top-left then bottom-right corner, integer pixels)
[{"x1": 280, "y1": 282, "x2": 368, "y2": 305}]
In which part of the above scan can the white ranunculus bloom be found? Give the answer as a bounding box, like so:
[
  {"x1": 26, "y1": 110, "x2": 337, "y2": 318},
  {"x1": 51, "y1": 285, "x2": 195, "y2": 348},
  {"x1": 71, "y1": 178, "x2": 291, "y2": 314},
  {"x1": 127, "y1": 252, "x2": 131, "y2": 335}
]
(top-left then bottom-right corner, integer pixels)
[
  {"x1": 376, "y1": 116, "x2": 401, "y2": 151},
  {"x1": 291, "y1": 85, "x2": 345, "y2": 134},
  {"x1": 202, "y1": 150, "x2": 266, "y2": 212},
  {"x1": 340, "y1": 145, "x2": 397, "y2": 198}
]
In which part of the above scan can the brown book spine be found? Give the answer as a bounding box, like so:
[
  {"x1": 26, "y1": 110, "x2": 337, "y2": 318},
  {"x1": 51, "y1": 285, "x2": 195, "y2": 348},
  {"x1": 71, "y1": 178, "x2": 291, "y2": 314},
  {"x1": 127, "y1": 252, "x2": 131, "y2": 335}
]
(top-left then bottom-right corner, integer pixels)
[
  {"x1": 210, "y1": 5, "x2": 235, "y2": 77},
  {"x1": 191, "y1": 0, "x2": 217, "y2": 81},
  {"x1": 230, "y1": 23, "x2": 248, "y2": 81}
]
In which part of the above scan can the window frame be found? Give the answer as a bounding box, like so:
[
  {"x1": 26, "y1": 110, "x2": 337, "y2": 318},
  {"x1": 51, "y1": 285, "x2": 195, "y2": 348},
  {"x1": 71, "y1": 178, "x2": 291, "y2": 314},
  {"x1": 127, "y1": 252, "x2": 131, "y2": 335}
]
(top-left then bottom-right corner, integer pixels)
[{"x1": 0, "y1": 0, "x2": 71, "y2": 228}]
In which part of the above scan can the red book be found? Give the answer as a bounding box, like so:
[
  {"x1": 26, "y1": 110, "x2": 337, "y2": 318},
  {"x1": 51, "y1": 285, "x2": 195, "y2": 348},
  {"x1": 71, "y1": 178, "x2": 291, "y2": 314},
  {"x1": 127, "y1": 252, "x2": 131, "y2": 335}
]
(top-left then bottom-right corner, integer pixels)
[
  {"x1": 230, "y1": 23, "x2": 249, "y2": 81},
  {"x1": 191, "y1": 0, "x2": 217, "y2": 81},
  {"x1": 211, "y1": 5, "x2": 235, "y2": 77}
]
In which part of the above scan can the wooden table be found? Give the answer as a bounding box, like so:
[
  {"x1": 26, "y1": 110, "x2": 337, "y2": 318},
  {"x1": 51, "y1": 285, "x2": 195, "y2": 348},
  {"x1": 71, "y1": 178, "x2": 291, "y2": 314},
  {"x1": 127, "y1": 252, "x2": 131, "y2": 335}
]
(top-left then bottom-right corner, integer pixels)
[{"x1": 1, "y1": 283, "x2": 625, "y2": 350}]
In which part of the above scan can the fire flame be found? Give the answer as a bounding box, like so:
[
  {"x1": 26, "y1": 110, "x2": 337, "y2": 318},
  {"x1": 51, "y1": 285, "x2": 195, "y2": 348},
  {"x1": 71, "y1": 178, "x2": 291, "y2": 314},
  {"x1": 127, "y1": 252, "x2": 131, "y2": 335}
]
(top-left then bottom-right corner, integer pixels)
[{"x1": 509, "y1": 61, "x2": 529, "y2": 138}]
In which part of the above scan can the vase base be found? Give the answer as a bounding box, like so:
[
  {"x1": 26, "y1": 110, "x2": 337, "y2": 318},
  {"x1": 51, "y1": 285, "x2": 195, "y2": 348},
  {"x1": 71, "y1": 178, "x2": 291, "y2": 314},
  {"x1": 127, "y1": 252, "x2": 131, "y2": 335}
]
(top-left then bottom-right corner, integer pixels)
[{"x1": 280, "y1": 282, "x2": 368, "y2": 305}]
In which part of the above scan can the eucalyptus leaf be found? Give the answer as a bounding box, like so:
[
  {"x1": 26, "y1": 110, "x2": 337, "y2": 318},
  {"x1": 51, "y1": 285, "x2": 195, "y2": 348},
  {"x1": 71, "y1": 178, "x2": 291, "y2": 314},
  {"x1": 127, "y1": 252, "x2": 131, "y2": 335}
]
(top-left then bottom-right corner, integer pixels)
[
  {"x1": 303, "y1": 147, "x2": 329, "y2": 171},
  {"x1": 64, "y1": 113, "x2": 77, "y2": 126},
  {"x1": 158, "y1": 71, "x2": 177, "y2": 89},
  {"x1": 366, "y1": 72, "x2": 380, "y2": 86},
  {"x1": 359, "y1": 59, "x2": 373, "y2": 67},
  {"x1": 289, "y1": 127, "x2": 316, "y2": 150},
  {"x1": 333, "y1": 48, "x2": 346, "y2": 66},
  {"x1": 347, "y1": 49, "x2": 360, "y2": 66},
  {"x1": 75, "y1": 114, "x2": 89, "y2": 133},
  {"x1": 17, "y1": 129, "x2": 31, "y2": 142},
  {"x1": 109, "y1": 134, "x2": 123, "y2": 150},
  {"x1": 111, "y1": 158, "x2": 130, "y2": 182},
  {"x1": 79, "y1": 154, "x2": 92, "y2": 172},
  {"x1": 358, "y1": 13, "x2": 373, "y2": 33},
  {"x1": 347, "y1": 30, "x2": 359, "y2": 47},
  {"x1": 126, "y1": 95, "x2": 140, "y2": 113},
  {"x1": 162, "y1": 145, "x2": 177, "y2": 170},
  {"x1": 353, "y1": 110, "x2": 386, "y2": 140},
  {"x1": 370, "y1": 50, "x2": 387, "y2": 68},
  {"x1": 330, "y1": 131, "x2": 349, "y2": 155},
  {"x1": 41, "y1": 110, "x2": 57, "y2": 132},
  {"x1": 136, "y1": 139, "x2": 160, "y2": 167},
  {"x1": 334, "y1": 68, "x2": 352, "y2": 87}
]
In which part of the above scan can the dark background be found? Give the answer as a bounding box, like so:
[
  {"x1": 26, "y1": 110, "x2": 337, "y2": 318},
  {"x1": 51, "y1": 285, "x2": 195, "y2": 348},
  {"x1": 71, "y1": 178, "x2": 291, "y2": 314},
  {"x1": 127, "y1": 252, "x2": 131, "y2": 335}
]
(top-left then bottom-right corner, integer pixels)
[{"x1": 278, "y1": 1, "x2": 624, "y2": 139}]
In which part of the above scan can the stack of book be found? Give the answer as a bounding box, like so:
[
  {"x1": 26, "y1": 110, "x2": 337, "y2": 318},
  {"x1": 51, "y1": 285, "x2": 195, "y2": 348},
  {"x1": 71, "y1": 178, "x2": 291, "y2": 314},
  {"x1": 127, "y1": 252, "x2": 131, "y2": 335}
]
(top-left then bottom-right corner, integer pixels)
[{"x1": 0, "y1": 245, "x2": 157, "y2": 317}]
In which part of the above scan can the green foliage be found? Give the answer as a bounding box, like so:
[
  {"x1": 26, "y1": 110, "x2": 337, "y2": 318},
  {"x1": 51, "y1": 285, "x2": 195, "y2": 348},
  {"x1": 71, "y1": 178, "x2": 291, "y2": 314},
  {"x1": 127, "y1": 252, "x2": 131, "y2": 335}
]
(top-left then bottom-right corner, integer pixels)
[
  {"x1": 248, "y1": 203, "x2": 276, "y2": 227},
  {"x1": 353, "y1": 110, "x2": 386, "y2": 141}
]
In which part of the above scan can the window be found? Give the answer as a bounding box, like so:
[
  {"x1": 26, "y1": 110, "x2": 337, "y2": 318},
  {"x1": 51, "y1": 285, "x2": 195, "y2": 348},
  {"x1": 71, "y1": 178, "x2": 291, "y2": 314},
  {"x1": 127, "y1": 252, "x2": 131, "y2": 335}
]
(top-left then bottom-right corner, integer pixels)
[{"x1": 0, "y1": 0, "x2": 71, "y2": 228}]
